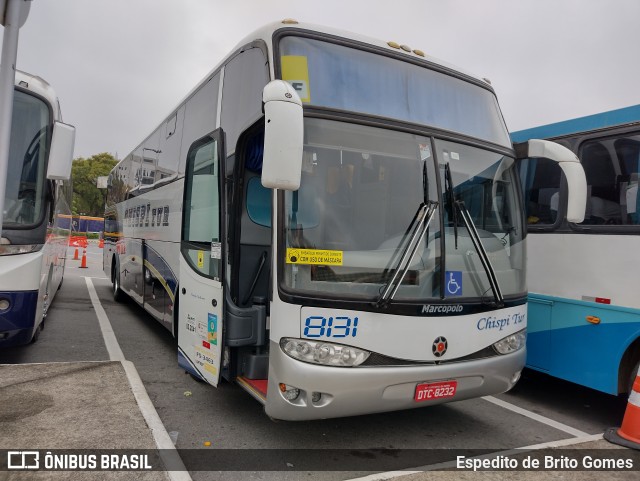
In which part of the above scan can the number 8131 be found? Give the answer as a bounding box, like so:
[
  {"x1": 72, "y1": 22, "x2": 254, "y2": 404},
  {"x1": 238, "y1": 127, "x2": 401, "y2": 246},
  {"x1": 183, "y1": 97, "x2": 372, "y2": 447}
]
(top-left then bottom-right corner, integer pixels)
[{"x1": 303, "y1": 316, "x2": 358, "y2": 338}]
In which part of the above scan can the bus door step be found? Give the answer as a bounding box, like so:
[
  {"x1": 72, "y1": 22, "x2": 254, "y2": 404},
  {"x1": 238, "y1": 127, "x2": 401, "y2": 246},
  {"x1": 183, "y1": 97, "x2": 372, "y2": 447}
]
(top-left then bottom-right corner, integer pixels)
[{"x1": 237, "y1": 377, "x2": 268, "y2": 404}]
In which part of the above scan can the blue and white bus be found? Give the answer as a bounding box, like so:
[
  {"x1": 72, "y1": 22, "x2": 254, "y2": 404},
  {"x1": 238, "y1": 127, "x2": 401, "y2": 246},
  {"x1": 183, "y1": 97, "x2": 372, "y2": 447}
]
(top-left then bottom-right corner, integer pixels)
[
  {"x1": 513, "y1": 105, "x2": 640, "y2": 395},
  {"x1": 104, "y1": 20, "x2": 585, "y2": 420},
  {"x1": 0, "y1": 70, "x2": 75, "y2": 347}
]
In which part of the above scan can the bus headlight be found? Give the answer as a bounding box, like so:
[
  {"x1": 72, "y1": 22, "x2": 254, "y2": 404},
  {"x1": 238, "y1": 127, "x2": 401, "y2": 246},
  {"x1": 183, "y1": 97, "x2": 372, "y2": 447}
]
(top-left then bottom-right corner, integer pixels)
[
  {"x1": 493, "y1": 329, "x2": 526, "y2": 355},
  {"x1": 0, "y1": 243, "x2": 43, "y2": 256},
  {"x1": 280, "y1": 338, "x2": 370, "y2": 367}
]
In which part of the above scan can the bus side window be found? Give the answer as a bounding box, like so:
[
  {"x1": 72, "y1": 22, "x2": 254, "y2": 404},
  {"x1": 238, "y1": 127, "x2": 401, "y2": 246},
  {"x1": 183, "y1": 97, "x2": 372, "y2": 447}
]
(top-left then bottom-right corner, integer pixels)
[
  {"x1": 614, "y1": 136, "x2": 640, "y2": 225},
  {"x1": 518, "y1": 157, "x2": 562, "y2": 226},
  {"x1": 182, "y1": 135, "x2": 222, "y2": 280},
  {"x1": 578, "y1": 135, "x2": 640, "y2": 226}
]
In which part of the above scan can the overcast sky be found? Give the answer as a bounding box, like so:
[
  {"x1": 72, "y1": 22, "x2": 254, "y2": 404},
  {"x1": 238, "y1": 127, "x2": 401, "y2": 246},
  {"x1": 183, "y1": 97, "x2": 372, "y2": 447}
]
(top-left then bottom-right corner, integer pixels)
[{"x1": 3, "y1": 0, "x2": 639, "y2": 159}]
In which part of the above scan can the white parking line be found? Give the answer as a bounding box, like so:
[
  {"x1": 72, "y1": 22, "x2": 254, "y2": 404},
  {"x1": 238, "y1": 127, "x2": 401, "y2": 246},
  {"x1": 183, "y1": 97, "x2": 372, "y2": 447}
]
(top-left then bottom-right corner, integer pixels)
[
  {"x1": 483, "y1": 395, "x2": 589, "y2": 437},
  {"x1": 84, "y1": 278, "x2": 191, "y2": 481},
  {"x1": 85, "y1": 278, "x2": 125, "y2": 361}
]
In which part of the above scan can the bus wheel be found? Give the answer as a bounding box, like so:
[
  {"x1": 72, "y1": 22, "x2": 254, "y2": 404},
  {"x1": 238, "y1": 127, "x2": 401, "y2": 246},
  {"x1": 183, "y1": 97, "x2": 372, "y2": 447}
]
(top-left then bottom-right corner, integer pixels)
[
  {"x1": 112, "y1": 259, "x2": 124, "y2": 302},
  {"x1": 628, "y1": 359, "x2": 640, "y2": 395}
]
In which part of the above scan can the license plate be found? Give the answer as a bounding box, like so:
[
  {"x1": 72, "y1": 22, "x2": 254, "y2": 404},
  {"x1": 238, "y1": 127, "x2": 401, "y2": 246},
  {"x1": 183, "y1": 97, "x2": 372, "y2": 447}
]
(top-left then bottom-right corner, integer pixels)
[{"x1": 414, "y1": 380, "x2": 457, "y2": 402}]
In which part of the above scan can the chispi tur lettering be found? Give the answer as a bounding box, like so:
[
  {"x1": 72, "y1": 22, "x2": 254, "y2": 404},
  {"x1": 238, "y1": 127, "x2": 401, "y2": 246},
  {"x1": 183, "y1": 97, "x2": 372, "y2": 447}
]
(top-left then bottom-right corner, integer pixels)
[{"x1": 477, "y1": 313, "x2": 526, "y2": 331}]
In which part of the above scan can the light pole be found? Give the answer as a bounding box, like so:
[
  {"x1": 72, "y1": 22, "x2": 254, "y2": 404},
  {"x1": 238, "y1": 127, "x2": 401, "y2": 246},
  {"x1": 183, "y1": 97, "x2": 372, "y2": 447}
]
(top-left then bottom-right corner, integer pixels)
[{"x1": 0, "y1": 0, "x2": 31, "y2": 238}]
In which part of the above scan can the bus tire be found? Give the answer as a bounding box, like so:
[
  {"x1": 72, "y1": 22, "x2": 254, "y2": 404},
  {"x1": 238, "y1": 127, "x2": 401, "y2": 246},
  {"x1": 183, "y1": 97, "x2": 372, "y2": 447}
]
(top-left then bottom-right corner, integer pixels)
[
  {"x1": 173, "y1": 287, "x2": 179, "y2": 340},
  {"x1": 628, "y1": 359, "x2": 640, "y2": 395},
  {"x1": 112, "y1": 257, "x2": 125, "y2": 302}
]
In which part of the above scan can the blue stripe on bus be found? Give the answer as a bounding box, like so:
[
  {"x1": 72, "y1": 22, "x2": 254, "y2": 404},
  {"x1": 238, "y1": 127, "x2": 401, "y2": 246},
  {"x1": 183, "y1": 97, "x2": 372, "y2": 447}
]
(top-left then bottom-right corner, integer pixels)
[
  {"x1": 511, "y1": 104, "x2": 640, "y2": 143},
  {"x1": 0, "y1": 291, "x2": 39, "y2": 348},
  {"x1": 143, "y1": 243, "x2": 178, "y2": 301},
  {"x1": 527, "y1": 293, "x2": 640, "y2": 394},
  {"x1": 178, "y1": 347, "x2": 204, "y2": 381}
]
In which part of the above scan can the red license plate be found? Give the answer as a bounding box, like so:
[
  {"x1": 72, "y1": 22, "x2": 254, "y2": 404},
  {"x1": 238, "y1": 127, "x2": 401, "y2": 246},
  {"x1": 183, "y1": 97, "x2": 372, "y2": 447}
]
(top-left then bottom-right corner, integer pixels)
[{"x1": 414, "y1": 380, "x2": 457, "y2": 402}]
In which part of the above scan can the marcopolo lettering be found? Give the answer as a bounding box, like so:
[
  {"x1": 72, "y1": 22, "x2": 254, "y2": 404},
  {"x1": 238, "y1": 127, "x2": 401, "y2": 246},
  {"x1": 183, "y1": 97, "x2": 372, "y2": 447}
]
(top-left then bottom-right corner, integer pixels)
[{"x1": 421, "y1": 304, "x2": 464, "y2": 314}]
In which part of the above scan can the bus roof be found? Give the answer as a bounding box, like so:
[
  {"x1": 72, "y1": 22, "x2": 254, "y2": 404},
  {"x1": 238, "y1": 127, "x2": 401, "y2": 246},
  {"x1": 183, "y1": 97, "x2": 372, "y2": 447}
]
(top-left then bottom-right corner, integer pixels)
[
  {"x1": 511, "y1": 104, "x2": 640, "y2": 143},
  {"x1": 233, "y1": 20, "x2": 488, "y2": 84},
  {"x1": 14, "y1": 69, "x2": 62, "y2": 120},
  {"x1": 118, "y1": 19, "x2": 496, "y2": 167}
]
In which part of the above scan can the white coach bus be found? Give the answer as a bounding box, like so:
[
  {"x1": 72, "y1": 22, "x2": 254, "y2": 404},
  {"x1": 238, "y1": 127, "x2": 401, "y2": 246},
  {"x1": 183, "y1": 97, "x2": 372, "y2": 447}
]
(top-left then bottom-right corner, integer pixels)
[
  {"x1": 104, "y1": 20, "x2": 585, "y2": 420},
  {"x1": 0, "y1": 70, "x2": 75, "y2": 347}
]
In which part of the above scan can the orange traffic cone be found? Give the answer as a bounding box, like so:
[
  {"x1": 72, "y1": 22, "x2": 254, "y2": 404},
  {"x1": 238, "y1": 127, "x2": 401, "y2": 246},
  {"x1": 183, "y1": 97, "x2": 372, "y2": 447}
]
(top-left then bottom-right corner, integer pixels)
[
  {"x1": 98, "y1": 239, "x2": 104, "y2": 248},
  {"x1": 604, "y1": 372, "x2": 640, "y2": 449},
  {"x1": 79, "y1": 248, "x2": 88, "y2": 269},
  {"x1": 73, "y1": 248, "x2": 79, "y2": 260}
]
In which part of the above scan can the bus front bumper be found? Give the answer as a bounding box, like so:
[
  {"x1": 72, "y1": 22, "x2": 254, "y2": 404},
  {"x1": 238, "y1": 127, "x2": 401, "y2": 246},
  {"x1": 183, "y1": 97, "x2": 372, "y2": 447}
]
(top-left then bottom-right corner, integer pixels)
[
  {"x1": 265, "y1": 341, "x2": 525, "y2": 421},
  {"x1": 0, "y1": 291, "x2": 39, "y2": 348}
]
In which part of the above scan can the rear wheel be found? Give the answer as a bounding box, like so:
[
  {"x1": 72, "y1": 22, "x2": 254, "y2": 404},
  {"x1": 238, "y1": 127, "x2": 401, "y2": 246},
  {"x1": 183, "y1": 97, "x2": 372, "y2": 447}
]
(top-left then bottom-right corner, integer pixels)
[{"x1": 112, "y1": 258, "x2": 124, "y2": 302}]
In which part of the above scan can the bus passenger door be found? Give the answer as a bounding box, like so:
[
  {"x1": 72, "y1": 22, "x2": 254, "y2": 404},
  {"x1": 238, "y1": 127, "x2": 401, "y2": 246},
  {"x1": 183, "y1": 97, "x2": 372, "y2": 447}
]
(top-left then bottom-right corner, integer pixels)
[{"x1": 178, "y1": 131, "x2": 225, "y2": 386}]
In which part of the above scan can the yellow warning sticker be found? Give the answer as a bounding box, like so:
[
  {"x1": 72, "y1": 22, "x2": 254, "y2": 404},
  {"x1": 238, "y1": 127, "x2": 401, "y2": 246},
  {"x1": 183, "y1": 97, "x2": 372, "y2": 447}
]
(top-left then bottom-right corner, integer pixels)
[
  {"x1": 204, "y1": 363, "x2": 217, "y2": 375},
  {"x1": 281, "y1": 56, "x2": 311, "y2": 103},
  {"x1": 286, "y1": 248, "x2": 343, "y2": 265},
  {"x1": 197, "y1": 250, "x2": 204, "y2": 268}
]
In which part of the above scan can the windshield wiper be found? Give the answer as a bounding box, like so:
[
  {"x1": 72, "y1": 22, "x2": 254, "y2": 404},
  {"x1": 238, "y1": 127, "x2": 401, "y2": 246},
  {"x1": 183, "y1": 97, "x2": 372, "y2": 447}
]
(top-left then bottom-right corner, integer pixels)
[
  {"x1": 443, "y1": 161, "x2": 503, "y2": 307},
  {"x1": 374, "y1": 201, "x2": 438, "y2": 309},
  {"x1": 455, "y1": 199, "x2": 504, "y2": 307}
]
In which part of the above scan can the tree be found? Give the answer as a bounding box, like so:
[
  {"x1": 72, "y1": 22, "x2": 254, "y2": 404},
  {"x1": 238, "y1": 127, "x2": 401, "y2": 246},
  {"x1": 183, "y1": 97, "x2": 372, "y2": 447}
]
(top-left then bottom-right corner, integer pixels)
[{"x1": 71, "y1": 152, "x2": 118, "y2": 217}]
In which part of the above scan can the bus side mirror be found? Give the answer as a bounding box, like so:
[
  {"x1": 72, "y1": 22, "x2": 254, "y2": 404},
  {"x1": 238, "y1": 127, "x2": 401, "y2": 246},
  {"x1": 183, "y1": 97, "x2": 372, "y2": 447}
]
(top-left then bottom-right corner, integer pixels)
[
  {"x1": 47, "y1": 121, "x2": 76, "y2": 180},
  {"x1": 517, "y1": 139, "x2": 587, "y2": 223},
  {"x1": 261, "y1": 80, "x2": 303, "y2": 191}
]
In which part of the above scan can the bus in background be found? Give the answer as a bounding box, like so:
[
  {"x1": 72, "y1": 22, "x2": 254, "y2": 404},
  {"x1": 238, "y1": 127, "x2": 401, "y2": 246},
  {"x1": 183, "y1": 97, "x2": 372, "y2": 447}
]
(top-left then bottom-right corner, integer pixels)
[
  {"x1": 513, "y1": 105, "x2": 640, "y2": 396},
  {"x1": 104, "y1": 20, "x2": 585, "y2": 420},
  {"x1": 58, "y1": 214, "x2": 105, "y2": 236},
  {"x1": 0, "y1": 70, "x2": 75, "y2": 347}
]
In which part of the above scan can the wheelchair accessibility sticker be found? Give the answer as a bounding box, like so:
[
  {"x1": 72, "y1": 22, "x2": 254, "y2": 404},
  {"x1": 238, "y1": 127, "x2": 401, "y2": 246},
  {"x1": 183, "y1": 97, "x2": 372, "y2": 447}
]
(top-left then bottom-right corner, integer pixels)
[{"x1": 445, "y1": 271, "x2": 462, "y2": 296}]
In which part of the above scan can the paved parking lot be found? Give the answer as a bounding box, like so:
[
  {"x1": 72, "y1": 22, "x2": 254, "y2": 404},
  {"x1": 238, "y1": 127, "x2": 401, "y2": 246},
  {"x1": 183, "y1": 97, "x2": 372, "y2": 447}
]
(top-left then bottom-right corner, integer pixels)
[{"x1": 0, "y1": 245, "x2": 634, "y2": 480}]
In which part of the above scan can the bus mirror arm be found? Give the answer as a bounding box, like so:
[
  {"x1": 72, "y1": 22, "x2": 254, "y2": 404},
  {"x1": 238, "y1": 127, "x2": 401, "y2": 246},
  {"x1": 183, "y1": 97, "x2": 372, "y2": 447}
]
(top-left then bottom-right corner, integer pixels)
[{"x1": 517, "y1": 139, "x2": 587, "y2": 224}]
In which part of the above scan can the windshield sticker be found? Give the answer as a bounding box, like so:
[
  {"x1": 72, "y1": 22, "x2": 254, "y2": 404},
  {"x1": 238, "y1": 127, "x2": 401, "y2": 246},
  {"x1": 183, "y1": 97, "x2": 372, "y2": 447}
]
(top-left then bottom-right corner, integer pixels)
[
  {"x1": 282, "y1": 56, "x2": 311, "y2": 103},
  {"x1": 197, "y1": 250, "x2": 204, "y2": 268},
  {"x1": 450, "y1": 151, "x2": 460, "y2": 160},
  {"x1": 445, "y1": 271, "x2": 463, "y2": 296},
  {"x1": 286, "y1": 248, "x2": 343, "y2": 266}
]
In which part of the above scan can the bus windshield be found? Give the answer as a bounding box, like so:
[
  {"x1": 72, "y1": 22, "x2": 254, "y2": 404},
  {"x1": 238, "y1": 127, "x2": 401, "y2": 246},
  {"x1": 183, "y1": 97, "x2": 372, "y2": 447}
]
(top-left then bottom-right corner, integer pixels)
[
  {"x1": 279, "y1": 36, "x2": 511, "y2": 147},
  {"x1": 3, "y1": 90, "x2": 51, "y2": 228},
  {"x1": 282, "y1": 118, "x2": 525, "y2": 303}
]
